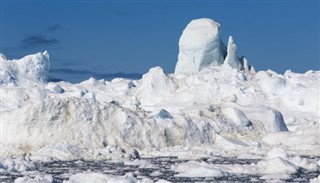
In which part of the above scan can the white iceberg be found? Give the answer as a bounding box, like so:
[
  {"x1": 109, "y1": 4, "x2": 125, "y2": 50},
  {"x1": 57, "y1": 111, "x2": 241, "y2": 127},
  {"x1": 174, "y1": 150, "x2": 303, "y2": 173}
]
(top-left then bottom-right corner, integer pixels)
[
  {"x1": 175, "y1": 18, "x2": 225, "y2": 73},
  {"x1": 0, "y1": 51, "x2": 50, "y2": 84}
]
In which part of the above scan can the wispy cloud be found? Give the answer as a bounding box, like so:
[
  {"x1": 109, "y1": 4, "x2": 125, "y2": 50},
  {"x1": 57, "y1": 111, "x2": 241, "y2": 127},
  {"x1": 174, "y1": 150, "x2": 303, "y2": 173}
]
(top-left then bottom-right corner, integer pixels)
[
  {"x1": 51, "y1": 68, "x2": 142, "y2": 80},
  {"x1": 20, "y1": 35, "x2": 59, "y2": 49},
  {"x1": 47, "y1": 24, "x2": 64, "y2": 32}
]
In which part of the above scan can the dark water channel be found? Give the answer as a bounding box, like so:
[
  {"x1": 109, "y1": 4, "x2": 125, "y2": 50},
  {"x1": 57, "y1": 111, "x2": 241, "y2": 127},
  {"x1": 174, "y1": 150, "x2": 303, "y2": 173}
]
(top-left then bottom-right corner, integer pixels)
[{"x1": 1, "y1": 156, "x2": 319, "y2": 182}]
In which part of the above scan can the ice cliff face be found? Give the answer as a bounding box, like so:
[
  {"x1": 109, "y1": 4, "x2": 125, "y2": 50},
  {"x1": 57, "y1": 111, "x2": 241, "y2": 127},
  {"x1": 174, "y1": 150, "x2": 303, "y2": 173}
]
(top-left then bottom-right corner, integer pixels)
[{"x1": 0, "y1": 18, "x2": 319, "y2": 158}]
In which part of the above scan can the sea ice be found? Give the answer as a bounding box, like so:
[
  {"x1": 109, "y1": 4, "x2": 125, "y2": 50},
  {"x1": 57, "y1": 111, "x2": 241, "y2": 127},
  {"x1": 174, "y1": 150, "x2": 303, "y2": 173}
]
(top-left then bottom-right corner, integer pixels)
[
  {"x1": 14, "y1": 174, "x2": 53, "y2": 183},
  {"x1": 174, "y1": 161, "x2": 228, "y2": 177}
]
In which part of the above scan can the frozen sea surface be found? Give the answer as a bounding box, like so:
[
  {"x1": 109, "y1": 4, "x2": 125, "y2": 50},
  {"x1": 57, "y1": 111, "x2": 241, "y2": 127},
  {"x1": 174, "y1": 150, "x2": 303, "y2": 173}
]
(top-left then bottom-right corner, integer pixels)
[{"x1": 1, "y1": 156, "x2": 319, "y2": 183}]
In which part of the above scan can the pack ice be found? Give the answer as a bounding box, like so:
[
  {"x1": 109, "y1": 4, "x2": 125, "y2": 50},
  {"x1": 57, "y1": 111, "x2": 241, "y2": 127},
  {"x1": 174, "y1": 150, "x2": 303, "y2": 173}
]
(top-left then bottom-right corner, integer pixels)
[{"x1": 0, "y1": 18, "x2": 319, "y2": 181}]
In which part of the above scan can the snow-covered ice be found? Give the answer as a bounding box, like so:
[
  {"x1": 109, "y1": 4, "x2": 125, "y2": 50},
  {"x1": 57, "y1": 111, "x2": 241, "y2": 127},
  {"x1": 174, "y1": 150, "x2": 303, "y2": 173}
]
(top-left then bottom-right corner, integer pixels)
[
  {"x1": 0, "y1": 18, "x2": 319, "y2": 182},
  {"x1": 0, "y1": 51, "x2": 50, "y2": 84}
]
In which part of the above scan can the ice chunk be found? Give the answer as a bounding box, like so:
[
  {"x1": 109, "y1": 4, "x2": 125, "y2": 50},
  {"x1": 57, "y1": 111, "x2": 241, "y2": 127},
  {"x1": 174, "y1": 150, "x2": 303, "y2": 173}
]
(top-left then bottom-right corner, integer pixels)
[
  {"x1": 0, "y1": 51, "x2": 50, "y2": 84},
  {"x1": 150, "y1": 109, "x2": 173, "y2": 119},
  {"x1": 14, "y1": 174, "x2": 53, "y2": 183},
  {"x1": 265, "y1": 157, "x2": 298, "y2": 174},
  {"x1": 222, "y1": 94, "x2": 238, "y2": 103},
  {"x1": 262, "y1": 129, "x2": 320, "y2": 154},
  {"x1": 264, "y1": 109, "x2": 288, "y2": 132},
  {"x1": 46, "y1": 83, "x2": 64, "y2": 93},
  {"x1": 65, "y1": 172, "x2": 138, "y2": 183},
  {"x1": 16, "y1": 51, "x2": 50, "y2": 82},
  {"x1": 137, "y1": 67, "x2": 176, "y2": 106},
  {"x1": 31, "y1": 143, "x2": 84, "y2": 161},
  {"x1": 258, "y1": 75, "x2": 287, "y2": 94},
  {"x1": 223, "y1": 36, "x2": 242, "y2": 70},
  {"x1": 241, "y1": 57, "x2": 255, "y2": 75},
  {"x1": 128, "y1": 147, "x2": 140, "y2": 160},
  {"x1": 65, "y1": 173, "x2": 113, "y2": 183},
  {"x1": 266, "y1": 147, "x2": 289, "y2": 160},
  {"x1": 175, "y1": 18, "x2": 225, "y2": 73},
  {"x1": 0, "y1": 157, "x2": 36, "y2": 173},
  {"x1": 215, "y1": 136, "x2": 249, "y2": 149},
  {"x1": 240, "y1": 106, "x2": 288, "y2": 132},
  {"x1": 310, "y1": 175, "x2": 320, "y2": 183},
  {"x1": 221, "y1": 107, "x2": 252, "y2": 127},
  {"x1": 0, "y1": 69, "x2": 16, "y2": 84},
  {"x1": 174, "y1": 161, "x2": 228, "y2": 177}
]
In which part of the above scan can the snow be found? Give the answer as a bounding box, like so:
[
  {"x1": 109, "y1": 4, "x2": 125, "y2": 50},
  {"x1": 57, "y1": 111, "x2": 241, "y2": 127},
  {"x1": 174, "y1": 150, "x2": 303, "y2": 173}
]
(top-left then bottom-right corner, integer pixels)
[{"x1": 0, "y1": 17, "x2": 319, "y2": 182}]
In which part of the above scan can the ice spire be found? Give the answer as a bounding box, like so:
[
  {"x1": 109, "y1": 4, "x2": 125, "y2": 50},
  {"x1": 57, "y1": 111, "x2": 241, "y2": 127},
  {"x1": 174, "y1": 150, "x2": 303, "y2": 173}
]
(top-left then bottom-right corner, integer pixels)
[{"x1": 223, "y1": 36, "x2": 242, "y2": 70}]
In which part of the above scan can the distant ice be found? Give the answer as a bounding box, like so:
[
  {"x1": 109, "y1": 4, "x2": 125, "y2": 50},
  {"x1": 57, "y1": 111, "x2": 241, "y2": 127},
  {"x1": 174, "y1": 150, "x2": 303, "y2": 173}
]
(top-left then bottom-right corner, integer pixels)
[{"x1": 0, "y1": 51, "x2": 49, "y2": 84}]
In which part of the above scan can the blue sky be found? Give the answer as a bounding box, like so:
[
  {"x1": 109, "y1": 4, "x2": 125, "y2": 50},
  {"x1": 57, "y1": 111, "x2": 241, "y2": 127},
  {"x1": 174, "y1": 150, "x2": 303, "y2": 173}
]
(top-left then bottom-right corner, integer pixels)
[{"x1": 1, "y1": 0, "x2": 319, "y2": 82}]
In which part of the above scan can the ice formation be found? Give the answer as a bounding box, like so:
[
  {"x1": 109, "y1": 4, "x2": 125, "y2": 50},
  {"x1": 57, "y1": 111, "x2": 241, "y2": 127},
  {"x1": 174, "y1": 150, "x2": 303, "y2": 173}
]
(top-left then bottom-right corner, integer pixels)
[
  {"x1": 175, "y1": 18, "x2": 226, "y2": 73},
  {"x1": 0, "y1": 18, "x2": 319, "y2": 182},
  {"x1": 175, "y1": 18, "x2": 247, "y2": 73},
  {"x1": 0, "y1": 51, "x2": 50, "y2": 84},
  {"x1": 223, "y1": 36, "x2": 242, "y2": 70}
]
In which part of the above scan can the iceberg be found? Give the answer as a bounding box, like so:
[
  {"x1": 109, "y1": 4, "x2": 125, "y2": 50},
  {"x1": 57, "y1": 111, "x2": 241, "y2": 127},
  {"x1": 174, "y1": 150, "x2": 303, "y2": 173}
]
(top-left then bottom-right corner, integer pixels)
[
  {"x1": 175, "y1": 18, "x2": 246, "y2": 73},
  {"x1": 175, "y1": 18, "x2": 226, "y2": 73},
  {"x1": 0, "y1": 51, "x2": 50, "y2": 84}
]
